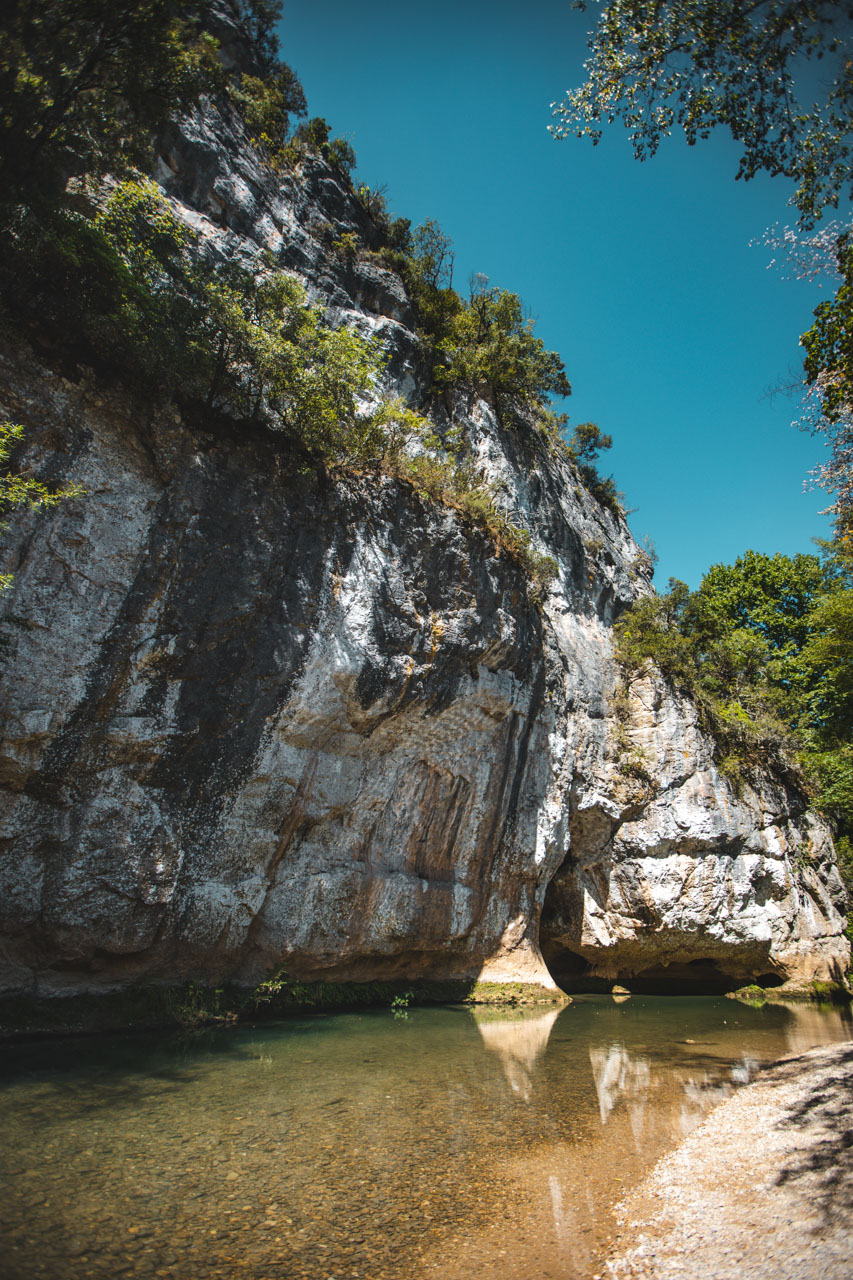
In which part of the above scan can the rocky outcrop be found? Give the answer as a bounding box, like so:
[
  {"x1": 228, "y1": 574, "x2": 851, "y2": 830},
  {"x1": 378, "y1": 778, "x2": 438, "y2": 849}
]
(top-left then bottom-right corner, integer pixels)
[
  {"x1": 0, "y1": 68, "x2": 847, "y2": 1000},
  {"x1": 541, "y1": 674, "x2": 847, "y2": 991}
]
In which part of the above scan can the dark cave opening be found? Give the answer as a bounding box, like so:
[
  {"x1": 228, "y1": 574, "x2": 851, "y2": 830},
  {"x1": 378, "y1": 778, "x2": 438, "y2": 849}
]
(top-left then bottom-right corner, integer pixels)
[{"x1": 541, "y1": 945, "x2": 785, "y2": 995}]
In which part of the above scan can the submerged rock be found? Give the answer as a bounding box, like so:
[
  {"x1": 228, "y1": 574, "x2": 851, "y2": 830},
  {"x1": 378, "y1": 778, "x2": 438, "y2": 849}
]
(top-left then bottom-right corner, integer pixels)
[{"x1": 0, "y1": 59, "x2": 847, "y2": 1004}]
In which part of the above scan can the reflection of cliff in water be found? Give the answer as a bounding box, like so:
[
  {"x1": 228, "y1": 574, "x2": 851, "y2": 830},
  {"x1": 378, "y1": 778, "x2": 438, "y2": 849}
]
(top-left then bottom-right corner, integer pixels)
[
  {"x1": 472, "y1": 1006, "x2": 562, "y2": 1100},
  {"x1": 2, "y1": 999, "x2": 850, "y2": 1280},
  {"x1": 587, "y1": 999, "x2": 853, "y2": 1144},
  {"x1": 451, "y1": 998, "x2": 853, "y2": 1280}
]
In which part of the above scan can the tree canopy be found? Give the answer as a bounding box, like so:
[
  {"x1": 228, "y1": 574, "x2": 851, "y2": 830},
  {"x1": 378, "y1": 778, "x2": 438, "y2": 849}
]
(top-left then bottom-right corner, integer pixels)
[
  {"x1": 551, "y1": 1, "x2": 853, "y2": 225},
  {"x1": 0, "y1": 1, "x2": 299, "y2": 221},
  {"x1": 552, "y1": 0, "x2": 853, "y2": 534},
  {"x1": 0, "y1": 1, "x2": 216, "y2": 219}
]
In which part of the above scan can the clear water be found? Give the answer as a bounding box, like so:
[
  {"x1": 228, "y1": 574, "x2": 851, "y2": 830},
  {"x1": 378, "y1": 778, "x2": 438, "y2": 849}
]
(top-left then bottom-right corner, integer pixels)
[{"x1": 1, "y1": 996, "x2": 850, "y2": 1280}]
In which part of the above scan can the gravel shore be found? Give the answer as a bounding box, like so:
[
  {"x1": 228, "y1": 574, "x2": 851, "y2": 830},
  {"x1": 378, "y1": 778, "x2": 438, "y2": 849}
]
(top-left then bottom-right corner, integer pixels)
[{"x1": 601, "y1": 1039, "x2": 853, "y2": 1280}]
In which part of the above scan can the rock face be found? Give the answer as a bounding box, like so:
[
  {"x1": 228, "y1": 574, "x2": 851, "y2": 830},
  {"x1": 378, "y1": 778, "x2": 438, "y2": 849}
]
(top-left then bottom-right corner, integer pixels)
[
  {"x1": 541, "y1": 675, "x2": 847, "y2": 992},
  {"x1": 0, "y1": 72, "x2": 847, "y2": 999}
]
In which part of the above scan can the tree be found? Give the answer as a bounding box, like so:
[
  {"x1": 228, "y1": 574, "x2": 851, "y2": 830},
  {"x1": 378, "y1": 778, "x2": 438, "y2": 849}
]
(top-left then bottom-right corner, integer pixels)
[
  {"x1": 759, "y1": 220, "x2": 853, "y2": 531},
  {"x1": 552, "y1": 1, "x2": 853, "y2": 532},
  {"x1": 1, "y1": 421, "x2": 83, "y2": 590},
  {"x1": 551, "y1": 1, "x2": 853, "y2": 225},
  {"x1": 567, "y1": 421, "x2": 613, "y2": 464},
  {"x1": 615, "y1": 546, "x2": 853, "y2": 833},
  {"x1": 565, "y1": 421, "x2": 620, "y2": 511},
  {"x1": 232, "y1": 63, "x2": 307, "y2": 167},
  {"x1": 0, "y1": 2, "x2": 304, "y2": 222},
  {"x1": 0, "y1": 1, "x2": 223, "y2": 221},
  {"x1": 799, "y1": 232, "x2": 853, "y2": 531},
  {"x1": 443, "y1": 280, "x2": 572, "y2": 408}
]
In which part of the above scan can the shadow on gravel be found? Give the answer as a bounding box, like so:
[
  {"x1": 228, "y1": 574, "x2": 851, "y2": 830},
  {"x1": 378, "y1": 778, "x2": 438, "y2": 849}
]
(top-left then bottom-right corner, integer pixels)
[{"x1": 774, "y1": 1046, "x2": 853, "y2": 1223}]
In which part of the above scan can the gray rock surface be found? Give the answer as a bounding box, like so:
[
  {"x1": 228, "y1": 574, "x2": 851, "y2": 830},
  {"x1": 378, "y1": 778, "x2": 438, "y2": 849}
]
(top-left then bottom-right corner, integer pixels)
[{"x1": 0, "y1": 75, "x2": 847, "y2": 998}]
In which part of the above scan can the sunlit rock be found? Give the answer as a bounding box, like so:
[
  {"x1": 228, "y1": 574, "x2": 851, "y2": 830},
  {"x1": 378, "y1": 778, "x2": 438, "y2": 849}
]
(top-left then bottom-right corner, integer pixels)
[{"x1": 0, "y1": 43, "x2": 847, "y2": 1002}]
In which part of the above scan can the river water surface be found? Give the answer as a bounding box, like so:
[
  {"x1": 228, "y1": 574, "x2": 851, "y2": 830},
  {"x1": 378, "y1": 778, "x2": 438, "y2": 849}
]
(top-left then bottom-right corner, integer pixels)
[{"x1": 2, "y1": 996, "x2": 851, "y2": 1280}]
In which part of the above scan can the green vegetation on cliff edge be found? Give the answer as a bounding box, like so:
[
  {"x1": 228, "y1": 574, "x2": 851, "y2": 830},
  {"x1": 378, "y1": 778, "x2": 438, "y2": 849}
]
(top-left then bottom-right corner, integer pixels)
[{"x1": 0, "y1": 0, "x2": 618, "y2": 600}]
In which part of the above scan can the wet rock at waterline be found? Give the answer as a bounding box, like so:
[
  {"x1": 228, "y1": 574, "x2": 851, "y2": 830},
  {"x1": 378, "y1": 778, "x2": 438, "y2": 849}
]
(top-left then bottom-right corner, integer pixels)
[{"x1": 0, "y1": 37, "x2": 847, "y2": 1003}]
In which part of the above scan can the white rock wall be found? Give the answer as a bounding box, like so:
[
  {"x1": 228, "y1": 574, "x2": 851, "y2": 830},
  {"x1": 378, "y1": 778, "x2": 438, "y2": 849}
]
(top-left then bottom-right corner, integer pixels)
[{"x1": 0, "y1": 82, "x2": 847, "y2": 999}]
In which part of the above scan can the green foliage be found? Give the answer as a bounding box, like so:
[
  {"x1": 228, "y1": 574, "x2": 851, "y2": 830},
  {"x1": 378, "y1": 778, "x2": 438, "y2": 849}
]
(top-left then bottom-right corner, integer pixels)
[
  {"x1": 386, "y1": 217, "x2": 413, "y2": 251},
  {"x1": 3, "y1": 175, "x2": 561, "y2": 595},
  {"x1": 409, "y1": 219, "x2": 455, "y2": 290},
  {"x1": 731, "y1": 984, "x2": 769, "y2": 1006},
  {"x1": 332, "y1": 230, "x2": 361, "y2": 262},
  {"x1": 442, "y1": 282, "x2": 572, "y2": 408},
  {"x1": 193, "y1": 265, "x2": 385, "y2": 460},
  {"x1": 0, "y1": 1, "x2": 224, "y2": 222},
  {"x1": 800, "y1": 583, "x2": 853, "y2": 738},
  {"x1": 326, "y1": 136, "x2": 357, "y2": 174},
  {"x1": 288, "y1": 117, "x2": 356, "y2": 173},
  {"x1": 611, "y1": 718, "x2": 657, "y2": 789},
  {"x1": 534, "y1": 407, "x2": 571, "y2": 452},
  {"x1": 387, "y1": 427, "x2": 559, "y2": 598},
  {"x1": 0, "y1": 421, "x2": 83, "y2": 520},
  {"x1": 356, "y1": 182, "x2": 390, "y2": 221},
  {"x1": 553, "y1": 1, "x2": 853, "y2": 226},
  {"x1": 3, "y1": 179, "x2": 386, "y2": 466},
  {"x1": 0, "y1": 2, "x2": 570, "y2": 602},
  {"x1": 802, "y1": 233, "x2": 853, "y2": 419},
  {"x1": 0, "y1": 0, "x2": 308, "y2": 210},
  {"x1": 231, "y1": 63, "x2": 307, "y2": 169},
  {"x1": 564, "y1": 421, "x2": 622, "y2": 513},
  {"x1": 799, "y1": 232, "x2": 853, "y2": 535},
  {"x1": 567, "y1": 420, "x2": 612, "y2": 464},
  {"x1": 803, "y1": 747, "x2": 853, "y2": 832},
  {"x1": 387, "y1": 221, "x2": 571, "y2": 423},
  {"x1": 229, "y1": 0, "x2": 286, "y2": 74},
  {"x1": 168, "y1": 981, "x2": 226, "y2": 1026},
  {"x1": 390, "y1": 990, "x2": 414, "y2": 1018},
  {"x1": 1, "y1": 420, "x2": 84, "y2": 589},
  {"x1": 615, "y1": 583, "x2": 696, "y2": 684},
  {"x1": 614, "y1": 546, "x2": 853, "y2": 838}
]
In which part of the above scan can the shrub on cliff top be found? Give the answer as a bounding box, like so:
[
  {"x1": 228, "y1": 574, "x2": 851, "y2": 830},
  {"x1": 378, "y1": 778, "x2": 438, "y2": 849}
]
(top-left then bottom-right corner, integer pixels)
[
  {"x1": 0, "y1": 2, "x2": 567, "y2": 602},
  {"x1": 0, "y1": 1, "x2": 308, "y2": 214},
  {"x1": 286, "y1": 117, "x2": 356, "y2": 174},
  {"x1": 231, "y1": 64, "x2": 307, "y2": 169},
  {"x1": 388, "y1": 222, "x2": 572, "y2": 422},
  {"x1": 4, "y1": 179, "x2": 385, "y2": 465}
]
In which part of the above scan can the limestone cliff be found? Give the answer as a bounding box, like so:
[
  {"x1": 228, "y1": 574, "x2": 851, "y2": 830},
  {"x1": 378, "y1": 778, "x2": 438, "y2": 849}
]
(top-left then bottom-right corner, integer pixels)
[{"x1": 0, "y1": 67, "x2": 847, "y2": 1000}]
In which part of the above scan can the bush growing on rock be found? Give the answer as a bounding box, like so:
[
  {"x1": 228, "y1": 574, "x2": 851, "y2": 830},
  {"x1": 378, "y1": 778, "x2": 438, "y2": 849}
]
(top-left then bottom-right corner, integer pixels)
[
  {"x1": 231, "y1": 64, "x2": 307, "y2": 169},
  {"x1": 387, "y1": 222, "x2": 572, "y2": 423},
  {"x1": 288, "y1": 116, "x2": 356, "y2": 173},
  {"x1": 0, "y1": 421, "x2": 84, "y2": 591}
]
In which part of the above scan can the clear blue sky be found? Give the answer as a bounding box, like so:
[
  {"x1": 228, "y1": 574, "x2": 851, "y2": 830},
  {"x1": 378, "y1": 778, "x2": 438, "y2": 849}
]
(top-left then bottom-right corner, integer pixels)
[{"x1": 277, "y1": 0, "x2": 839, "y2": 588}]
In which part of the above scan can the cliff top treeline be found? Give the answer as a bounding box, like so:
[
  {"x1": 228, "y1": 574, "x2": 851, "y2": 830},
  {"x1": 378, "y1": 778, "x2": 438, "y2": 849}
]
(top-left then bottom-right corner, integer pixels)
[{"x1": 0, "y1": 0, "x2": 627, "y2": 596}]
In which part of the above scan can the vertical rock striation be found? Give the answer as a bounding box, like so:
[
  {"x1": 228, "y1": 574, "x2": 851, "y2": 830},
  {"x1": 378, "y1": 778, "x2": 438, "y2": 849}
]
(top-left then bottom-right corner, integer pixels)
[{"x1": 0, "y1": 73, "x2": 847, "y2": 1001}]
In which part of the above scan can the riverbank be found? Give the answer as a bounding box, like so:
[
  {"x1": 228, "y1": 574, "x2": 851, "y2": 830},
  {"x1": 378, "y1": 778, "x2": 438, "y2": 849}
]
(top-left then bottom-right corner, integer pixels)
[
  {"x1": 0, "y1": 977, "x2": 568, "y2": 1040},
  {"x1": 600, "y1": 1039, "x2": 853, "y2": 1279}
]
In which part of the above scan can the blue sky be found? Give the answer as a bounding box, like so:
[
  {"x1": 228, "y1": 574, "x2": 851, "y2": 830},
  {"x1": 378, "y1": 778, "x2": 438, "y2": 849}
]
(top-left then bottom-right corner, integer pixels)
[{"x1": 277, "y1": 0, "x2": 839, "y2": 587}]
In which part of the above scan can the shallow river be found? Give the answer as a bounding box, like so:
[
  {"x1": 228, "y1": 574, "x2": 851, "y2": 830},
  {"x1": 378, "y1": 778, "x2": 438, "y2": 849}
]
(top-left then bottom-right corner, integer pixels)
[{"x1": 1, "y1": 996, "x2": 851, "y2": 1280}]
